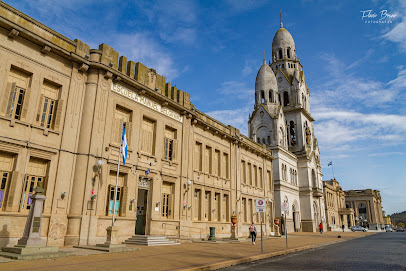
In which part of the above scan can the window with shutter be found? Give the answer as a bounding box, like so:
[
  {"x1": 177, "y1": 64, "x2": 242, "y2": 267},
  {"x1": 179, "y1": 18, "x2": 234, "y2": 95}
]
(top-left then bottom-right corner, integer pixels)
[
  {"x1": 222, "y1": 153, "x2": 229, "y2": 179},
  {"x1": 141, "y1": 118, "x2": 155, "y2": 155},
  {"x1": 194, "y1": 142, "x2": 202, "y2": 171},
  {"x1": 107, "y1": 185, "x2": 122, "y2": 215},
  {"x1": 205, "y1": 146, "x2": 212, "y2": 174},
  {"x1": 4, "y1": 67, "x2": 31, "y2": 119},
  {"x1": 0, "y1": 152, "x2": 14, "y2": 211},
  {"x1": 161, "y1": 182, "x2": 174, "y2": 219},
  {"x1": 113, "y1": 105, "x2": 132, "y2": 146},
  {"x1": 214, "y1": 150, "x2": 220, "y2": 176},
  {"x1": 164, "y1": 126, "x2": 177, "y2": 161}
]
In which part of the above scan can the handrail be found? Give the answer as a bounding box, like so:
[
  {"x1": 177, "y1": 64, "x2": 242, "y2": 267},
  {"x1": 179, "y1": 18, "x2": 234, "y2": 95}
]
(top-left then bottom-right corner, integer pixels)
[{"x1": 162, "y1": 222, "x2": 180, "y2": 238}]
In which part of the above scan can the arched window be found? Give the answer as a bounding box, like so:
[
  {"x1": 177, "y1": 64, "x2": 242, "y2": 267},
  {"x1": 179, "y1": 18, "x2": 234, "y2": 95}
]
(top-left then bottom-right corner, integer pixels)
[
  {"x1": 289, "y1": 121, "x2": 296, "y2": 145},
  {"x1": 257, "y1": 137, "x2": 261, "y2": 143},
  {"x1": 267, "y1": 136, "x2": 271, "y2": 144},
  {"x1": 278, "y1": 49, "x2": 283, "y2": 59},
  {"x1": 262, "y1": 138, "x2": 266, "y2": 144},
  {"x1": 287, "y1": 48, "x2": 291, "y2": 58},
  {"x1": 278, "y1": 94, "x2": 281, "y2": 105},
  {"x1": 261, "y1": 91, "x2": 265, "y2": 104},
  {"x1": 269, "y1": 90, "x2": 273, "y2": 103},
  {"x1": 283, "y1": 92, "x2": 290, "y2": 106}
]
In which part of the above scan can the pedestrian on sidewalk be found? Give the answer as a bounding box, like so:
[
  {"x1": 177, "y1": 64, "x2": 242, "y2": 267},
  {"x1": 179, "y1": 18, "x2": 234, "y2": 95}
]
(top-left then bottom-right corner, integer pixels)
[
  {"x1": 249, "y1": 222, "x2": 257, "y2": 245},
  {"x1": 342, "y1": 224, "x2": 345, "y2": 232},
  {"x1": 319, "y1": 222, "x2": 323, "y2": 234}
]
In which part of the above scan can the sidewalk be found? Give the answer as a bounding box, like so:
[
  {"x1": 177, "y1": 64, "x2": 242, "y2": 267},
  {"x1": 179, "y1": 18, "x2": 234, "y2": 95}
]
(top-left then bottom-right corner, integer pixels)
[{"x1": 0, "y1": 232, "x2": 375, "y2": 271}]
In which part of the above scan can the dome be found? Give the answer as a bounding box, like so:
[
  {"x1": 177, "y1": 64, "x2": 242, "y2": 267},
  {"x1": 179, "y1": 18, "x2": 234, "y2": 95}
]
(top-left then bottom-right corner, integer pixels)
[
  {"x1": 272, "y1": 27, "x2": 296, "y2": 58},
  {"x1": 255, "y1": 61, "x2": 277, "y2": 92}
]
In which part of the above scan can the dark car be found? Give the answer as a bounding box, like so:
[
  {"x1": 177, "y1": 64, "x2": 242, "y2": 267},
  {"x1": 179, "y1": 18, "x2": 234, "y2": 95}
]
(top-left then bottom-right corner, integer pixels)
[{"x1": 396, "y1": 227, "x2": 405, "y2": 232}]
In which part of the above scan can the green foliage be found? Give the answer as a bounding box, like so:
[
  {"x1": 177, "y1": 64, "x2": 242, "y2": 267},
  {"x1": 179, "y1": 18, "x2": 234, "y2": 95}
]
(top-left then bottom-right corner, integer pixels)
[
  {"x1": 390, "y1": 211, "x2": 406, "y2": 225},
  {"x1": 397, "y1": 222, "x2": 405, "y2": 228}
]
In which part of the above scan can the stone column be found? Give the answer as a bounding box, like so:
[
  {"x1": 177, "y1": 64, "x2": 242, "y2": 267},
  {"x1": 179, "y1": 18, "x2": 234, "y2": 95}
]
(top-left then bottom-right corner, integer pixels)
[{"x1": 17, "y1": 194, "x2": 47, "y2": 246}]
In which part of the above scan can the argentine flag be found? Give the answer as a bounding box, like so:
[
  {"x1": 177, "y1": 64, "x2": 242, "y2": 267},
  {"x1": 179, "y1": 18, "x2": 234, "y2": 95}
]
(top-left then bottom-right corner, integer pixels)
[
  {"x1": 122, "y1": 124, "x2": 128, "y2": 165},
  {"x1": 328, "y1": 161, "x2": 332, "y2": 166}
]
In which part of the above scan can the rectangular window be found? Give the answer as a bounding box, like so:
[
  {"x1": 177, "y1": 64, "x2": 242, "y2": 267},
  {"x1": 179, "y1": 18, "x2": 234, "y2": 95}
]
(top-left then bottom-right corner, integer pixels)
[
  {"x1": 8, "y1": 85, "x2": 25, "y2": 120},
  {"x1": 141, "y1": 117, "x2": 156, "y2": 155},
  {"x1": 241, "y1": 160, "x2": 246, "y2": 184},
  {"x1": 248, "y1": 199, "x2": 253, "y2": 223},
  {"x1": 164, "y1": 127, "x2": 177, "y2": 161},
  {"x1": 21, "y1": 158, "x2": 47, "y2": 211},
  {"x1": 214, "y1": 192, "x2": 220, "y2": 221},
  {"x1": 248, "y1": 163, "x2": 252, "y2": 186},
  {"x1": 259, "y1": 167, "x2": 263, "y2": 189},
  {"x1": 205, "y1": 191, "x2": 211, "y2": 221},
  {"x1": 37, "y1": 80, "x2": 61, "y2": 129},
  {"x1": 161, "y1": 182, "x2": 174, "y2": 219},
  {"x1": 242, "y1": 198, "x2": 247, "y2": 222},
  {"x1": 223, "y1": 153, "x2": 229, "y2": 179},
  {"x1": 113, "y1": 106, "x2": 132, "y2": 146},
  {"x1": 223, "y1": 194, "x2": 230, "y2": 221},
  {"x1": 0, "y1": 152, "x2": 14, "y2": 210},
  {"x1": 194, "y1": 142, "x2": 203, "y2": 171},
  {"x1": 214, "y1": 150, "x2": 220, "y2": 176},
  {"x1": 193, "y1": 189, "x2": 201, "y2": 221},
  {"x1": 3, "y1": 67, "x2": 31, "y2": 120},
  {"x1": 0, "y1": 172, "x2": 10, "y2": 209},
  {"x1": 253, "y1": 165, "x2": 258, "y2": 187},
  {"x1": 107, "y1": 185, "x2": 121, "y2": 215},
  {"x1": 267, "y1": 170, "x2": 272, "y2": 191},
  {"x1": 205, "y1": 146, "x2": 212, "y2": 174}
]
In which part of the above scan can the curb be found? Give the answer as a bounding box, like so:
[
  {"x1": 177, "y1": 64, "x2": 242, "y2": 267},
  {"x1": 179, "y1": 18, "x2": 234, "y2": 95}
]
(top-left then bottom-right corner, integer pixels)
[{"x1": 183, "y1": 234, "x2": 375, "y2": 271}]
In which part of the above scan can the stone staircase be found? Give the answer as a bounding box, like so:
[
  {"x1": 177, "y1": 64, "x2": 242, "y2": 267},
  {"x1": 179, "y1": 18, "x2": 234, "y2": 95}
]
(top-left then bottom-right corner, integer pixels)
[{"x1": 123, "y1": 235, "x2": 180, "y2": 246}]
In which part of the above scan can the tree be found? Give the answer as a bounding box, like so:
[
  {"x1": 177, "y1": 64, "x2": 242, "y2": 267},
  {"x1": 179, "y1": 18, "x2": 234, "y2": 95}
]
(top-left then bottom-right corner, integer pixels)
[{"x1": 397, "y1": 222, "x2": 405, "y2": 228}]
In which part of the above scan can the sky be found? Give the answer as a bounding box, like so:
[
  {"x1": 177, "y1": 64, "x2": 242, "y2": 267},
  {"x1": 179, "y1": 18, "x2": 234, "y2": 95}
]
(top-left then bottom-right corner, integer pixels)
[{"x1": 5, "y1": 0, "x2": 405, "y2": 214}]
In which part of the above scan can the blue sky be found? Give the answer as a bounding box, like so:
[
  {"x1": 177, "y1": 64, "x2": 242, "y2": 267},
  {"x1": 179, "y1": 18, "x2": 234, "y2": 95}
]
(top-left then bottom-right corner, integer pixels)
[{"x1": 6, "y1": 0, "x2": 406, "y2": 214}]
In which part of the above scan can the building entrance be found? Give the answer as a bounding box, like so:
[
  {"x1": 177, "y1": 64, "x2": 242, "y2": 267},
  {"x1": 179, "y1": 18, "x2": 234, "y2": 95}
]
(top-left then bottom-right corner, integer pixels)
[{"x1": 136, "y1": 188, "x2": 148, "y2": 235}]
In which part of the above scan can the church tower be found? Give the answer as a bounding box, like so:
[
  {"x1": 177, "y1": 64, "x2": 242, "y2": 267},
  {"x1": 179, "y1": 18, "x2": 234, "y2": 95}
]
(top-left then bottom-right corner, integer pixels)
[{"x1": 249, "y1": 14, "x2": 325, "y2": 233}]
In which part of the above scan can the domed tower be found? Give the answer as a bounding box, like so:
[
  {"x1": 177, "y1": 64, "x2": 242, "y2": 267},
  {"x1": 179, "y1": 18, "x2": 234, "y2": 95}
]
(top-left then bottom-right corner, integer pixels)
[
  {"x1": 270, "y1": 14, "x2": 301, "y2": 77},
  {"x1": 249, "y1": 57, "x2": 288, "y2": 148},
  {"x1": 255, "y1": 59, "x2": 278, "y2": 107}
]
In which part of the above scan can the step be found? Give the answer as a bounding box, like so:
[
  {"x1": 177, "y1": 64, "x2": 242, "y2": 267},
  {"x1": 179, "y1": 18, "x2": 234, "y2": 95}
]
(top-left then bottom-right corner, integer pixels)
[{"x1": 123, "y1": 235, "x2": 180, "y2": 246}]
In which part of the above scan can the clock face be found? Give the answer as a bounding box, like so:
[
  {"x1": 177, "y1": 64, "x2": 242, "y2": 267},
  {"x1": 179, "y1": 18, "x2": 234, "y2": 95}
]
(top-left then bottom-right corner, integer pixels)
[{"x1": 278, "y1": 77, "x2": 283, "y2": 83}]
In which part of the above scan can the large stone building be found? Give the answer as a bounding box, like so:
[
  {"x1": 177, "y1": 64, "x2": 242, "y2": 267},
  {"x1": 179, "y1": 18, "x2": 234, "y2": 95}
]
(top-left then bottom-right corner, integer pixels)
[
  {"x1": 248, "y1": 19, "x2": 325, "y2": 232},
  {"x1": 345, "y1": 189, "x2": 384, "y2": 230},
  {"x1": 323, "y1": 179, "x2": 355, "y2": 231},
  {"x1": 0, "y1": 2, "x2": 276, "y2": 247}
]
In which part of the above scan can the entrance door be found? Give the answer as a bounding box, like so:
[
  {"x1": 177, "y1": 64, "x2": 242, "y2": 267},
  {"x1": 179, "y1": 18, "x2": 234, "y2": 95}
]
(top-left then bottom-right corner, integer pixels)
[
  {"x1": 293, "y1": 211, "x2": 297, "y2": 231},
  {"x1": 136, "y1": 189, "x2": 148, "y2": 234}
]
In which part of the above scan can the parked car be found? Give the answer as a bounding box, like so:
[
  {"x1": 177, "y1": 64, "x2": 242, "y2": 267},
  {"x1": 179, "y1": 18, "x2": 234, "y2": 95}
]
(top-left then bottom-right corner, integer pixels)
[
  {"x1": 351, "y1": 225, "x2": 368, "y2": 232},
  {"x1": 386, "y1": 226, "x2": 393, "y2": 232},
  {"x1": 396, "y1": 227, "x2": 405, "y2": 232}
]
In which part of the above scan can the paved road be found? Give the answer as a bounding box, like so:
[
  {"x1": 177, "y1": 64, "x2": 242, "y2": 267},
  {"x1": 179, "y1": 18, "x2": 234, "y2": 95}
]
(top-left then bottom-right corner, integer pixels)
[{"x1": 221, "y1": 232, "x2": 406, "y2": 271}]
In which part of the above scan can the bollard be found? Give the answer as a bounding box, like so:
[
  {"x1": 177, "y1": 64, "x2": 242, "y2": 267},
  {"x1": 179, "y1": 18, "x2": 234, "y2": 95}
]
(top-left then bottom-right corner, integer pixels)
[{"x1": 208, "y1": 227, "x2": 216, "y2": 241}]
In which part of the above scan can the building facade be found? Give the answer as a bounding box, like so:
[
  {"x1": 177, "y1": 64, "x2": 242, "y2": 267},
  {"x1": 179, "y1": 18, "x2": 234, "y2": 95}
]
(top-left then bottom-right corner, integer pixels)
[
  {"x1": 323, "y1": 179, "x2": 355, "y2": 231},
  {"x1": 345, "y1": 189, "x2": 384, "y2": 230},
  {"x1": 248, "y1": 19, "x2": 325, "y2": 232},
  {"x1": 0, "y1": 2, "x2": 275, "y2": 247}
]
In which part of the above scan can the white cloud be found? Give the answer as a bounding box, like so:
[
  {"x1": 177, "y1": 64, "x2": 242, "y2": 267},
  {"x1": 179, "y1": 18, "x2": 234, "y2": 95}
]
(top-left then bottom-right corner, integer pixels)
[
  {"x1": 135, "y1": 0, "x2": 199, "y2": 45},
  {"x1": 216, "y1": 81, "x2": 254, "y2": 99},
  {"x1": 382, "y1": 0, "x2": 406, "y2": 51},
  {"x1": 205, "y1": 106, "x2": 251, "y2": 136},
  {"x1": 114, "y1": 33, "x2": 179, "y2": 80}
]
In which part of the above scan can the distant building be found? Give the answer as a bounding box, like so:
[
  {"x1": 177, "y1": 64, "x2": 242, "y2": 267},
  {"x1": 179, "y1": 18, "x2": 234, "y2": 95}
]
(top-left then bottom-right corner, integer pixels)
[
  {"x1": 323, "y1": 179, "x2": 355, "y2": 231},
  {"x1": 345, "y1": 189, "x2": 384, "y2": 230}
]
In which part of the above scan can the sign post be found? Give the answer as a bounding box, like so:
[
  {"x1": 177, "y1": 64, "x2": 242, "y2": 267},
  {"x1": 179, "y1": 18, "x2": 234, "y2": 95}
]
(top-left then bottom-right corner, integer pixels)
[
  {"x1": 256, "y1": 199, "x2": 266, "y2": 253},
  {"x1": 281, "y1": 202, "x2": 289, "y2": 249}
]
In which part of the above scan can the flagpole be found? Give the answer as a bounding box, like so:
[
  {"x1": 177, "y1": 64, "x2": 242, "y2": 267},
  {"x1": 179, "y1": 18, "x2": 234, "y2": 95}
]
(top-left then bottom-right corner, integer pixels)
[
  {"x1": 112, "y1": 118, "x2": 124, "y2": 227},
  {"x1": 332, "y1": 163, "x2": 335, "y2": 180}
]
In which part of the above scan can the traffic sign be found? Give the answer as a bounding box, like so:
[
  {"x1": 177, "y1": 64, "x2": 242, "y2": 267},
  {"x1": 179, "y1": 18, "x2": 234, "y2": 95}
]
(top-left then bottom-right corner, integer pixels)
[{"x1": 256, "y1": 199, "x2": 266, "y2": 213}]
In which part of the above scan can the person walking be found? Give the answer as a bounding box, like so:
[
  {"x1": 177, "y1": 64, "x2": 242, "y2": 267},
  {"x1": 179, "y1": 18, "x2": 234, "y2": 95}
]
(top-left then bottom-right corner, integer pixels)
[
  {"x1": 319, "y1": 222, "x2": 323, "y2": 234},
  {"x1": 249, "y1": 222, "x2": 257, "y2": 245},
  {"x1": 342, "y1": 224, "x2": 345, "y2": 232}
]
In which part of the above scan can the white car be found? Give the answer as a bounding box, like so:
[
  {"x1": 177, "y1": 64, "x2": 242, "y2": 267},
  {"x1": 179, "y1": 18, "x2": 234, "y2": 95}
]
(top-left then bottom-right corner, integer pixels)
[{"x1": 351, "y1": 225, "x2": 368, "y2": 232}]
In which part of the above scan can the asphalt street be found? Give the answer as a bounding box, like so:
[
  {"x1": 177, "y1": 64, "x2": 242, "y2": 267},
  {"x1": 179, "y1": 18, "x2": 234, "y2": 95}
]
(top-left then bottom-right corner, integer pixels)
[{"x1": 221, "y1": 232, "x2": 406, "y2": 271}]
